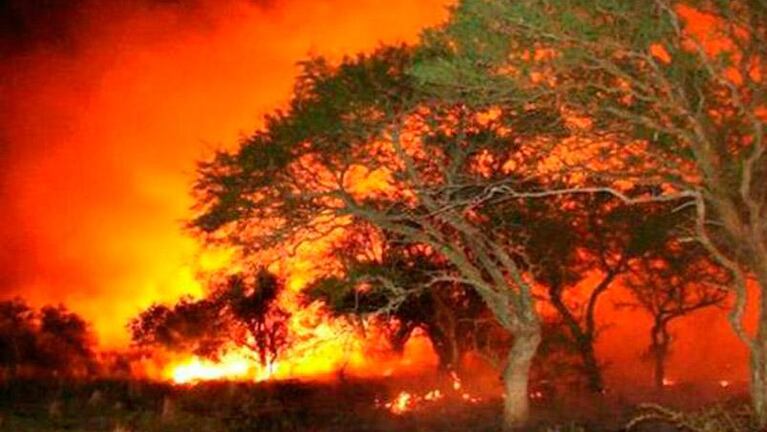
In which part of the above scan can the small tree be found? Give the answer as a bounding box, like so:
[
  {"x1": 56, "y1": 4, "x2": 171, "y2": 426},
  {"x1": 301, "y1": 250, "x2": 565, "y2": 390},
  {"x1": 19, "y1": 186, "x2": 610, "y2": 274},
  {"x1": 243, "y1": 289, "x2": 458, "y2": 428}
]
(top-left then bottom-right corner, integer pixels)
[
  {"x1": 218, "y1": 270, "x2": 289, "y2": 369},
  {"x1": 624, "y1": 239, "x2": 729, "y2": 390},
  {"x1": 130, "y1": 296, "x2": 226, "y2": 358},
  {"x1": 130, "y1": 268, "x2": 288, "y2": 370},
  {"x1": 0, "y1": 299, "x2": 96, "y2": 378}
]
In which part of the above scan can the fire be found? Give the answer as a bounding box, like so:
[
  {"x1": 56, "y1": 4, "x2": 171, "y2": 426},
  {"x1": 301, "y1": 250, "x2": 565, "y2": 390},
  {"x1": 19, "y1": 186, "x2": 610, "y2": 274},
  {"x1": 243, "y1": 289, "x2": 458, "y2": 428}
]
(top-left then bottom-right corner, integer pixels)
[
  {"x1": 377, "y1": 372, "x2": 482, "y2": 415},
  {"x1": 386, "y1": 391, "x2": 415, "y2": 415},
  {"x1": 171, "y1": 351, "x2": 266, "y2": 384}
]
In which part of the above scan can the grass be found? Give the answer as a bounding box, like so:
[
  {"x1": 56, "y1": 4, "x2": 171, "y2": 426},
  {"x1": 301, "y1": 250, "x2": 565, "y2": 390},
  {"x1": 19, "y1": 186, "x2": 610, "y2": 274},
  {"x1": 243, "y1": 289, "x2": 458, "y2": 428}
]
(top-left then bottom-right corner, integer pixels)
[{"x1": 0, "y1": 378, "x2": 756, "y2": 431}]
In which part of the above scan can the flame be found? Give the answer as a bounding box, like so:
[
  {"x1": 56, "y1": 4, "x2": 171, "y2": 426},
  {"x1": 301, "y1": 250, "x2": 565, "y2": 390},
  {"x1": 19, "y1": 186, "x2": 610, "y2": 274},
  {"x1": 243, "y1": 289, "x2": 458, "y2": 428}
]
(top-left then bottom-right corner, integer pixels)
[
  {"x1": 171, "y1": 349, "x2": 271, "y2": 384},
  {"x1": 376, "y1": 373, "x2": 482, "y2": 415}
]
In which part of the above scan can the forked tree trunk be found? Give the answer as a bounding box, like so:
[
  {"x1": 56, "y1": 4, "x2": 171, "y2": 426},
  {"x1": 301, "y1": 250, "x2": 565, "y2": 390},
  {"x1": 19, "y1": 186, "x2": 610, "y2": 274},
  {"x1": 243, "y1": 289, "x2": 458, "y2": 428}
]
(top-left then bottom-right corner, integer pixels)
[{"x1": 501, "y1": 326, "x2": 541, "y2": 431}]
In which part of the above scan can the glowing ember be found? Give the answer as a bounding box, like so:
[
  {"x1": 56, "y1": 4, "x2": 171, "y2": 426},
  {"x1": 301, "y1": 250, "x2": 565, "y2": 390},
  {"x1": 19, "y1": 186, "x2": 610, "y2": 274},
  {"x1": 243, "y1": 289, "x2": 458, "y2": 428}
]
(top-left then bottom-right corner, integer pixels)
[
  {"x1": 377, "y1": 374, "x2": 482, "y2": 415},
  {"x1": 662, "y1": 378, "x2": 677, "y2": 387},
  {"x1": 451, "y1": 371, "x2": 462, "y2": 390},
  {"x1": 719, "y1": 380, "x2": 731, "y2": 388},
  {"x1": 386, "y1": 391, "x2": 415, "y2": 415}
]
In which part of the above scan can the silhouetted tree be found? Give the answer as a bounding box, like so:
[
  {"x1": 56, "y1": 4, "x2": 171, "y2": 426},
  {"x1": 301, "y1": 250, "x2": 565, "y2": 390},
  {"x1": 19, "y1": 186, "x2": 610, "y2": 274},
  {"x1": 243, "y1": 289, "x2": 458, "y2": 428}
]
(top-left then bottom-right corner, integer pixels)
[
  {"x1": 0, "y1": 299, "x2": 95, "y2": 378},
  {"x1": 504, "y1": 193, "x2": 686, "y2": 394},
  {"x1": 623, "y1": 240, "x2": 729, "y2": 390},
  {"x1": 217, "y1": 270, "x2": 289, "y2": 369},
  {"x1": 130, "y1": 296, "x2": 225, "y2": 357},
  {"x1": 307, "y1": 233, "x2": 498, "y2": 374},
  {"x1": 36, "y1": 305, "x2": 95, "y2": 376},
  {"x1": 0, "y1": 299, "x2": 37, "y2": 378},
  {"x1": 130, "y1": 268, "x2": 288, "y2": 369}
]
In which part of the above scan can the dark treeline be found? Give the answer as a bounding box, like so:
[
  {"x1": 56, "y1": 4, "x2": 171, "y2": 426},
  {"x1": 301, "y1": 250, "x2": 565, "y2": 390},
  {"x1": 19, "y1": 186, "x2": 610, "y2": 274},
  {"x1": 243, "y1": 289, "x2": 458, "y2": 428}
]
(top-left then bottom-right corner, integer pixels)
[{"x1": 0, "y1": 299, "x2": 96, "y2": 378}]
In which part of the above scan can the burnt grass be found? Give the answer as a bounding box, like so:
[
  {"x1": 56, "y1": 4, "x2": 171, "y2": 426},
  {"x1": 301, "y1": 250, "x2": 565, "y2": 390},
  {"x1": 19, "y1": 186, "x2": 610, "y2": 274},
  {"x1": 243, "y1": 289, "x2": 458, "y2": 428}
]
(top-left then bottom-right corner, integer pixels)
[{"x1": 0, "y1": 377, "x2": 753, "y2": 431}]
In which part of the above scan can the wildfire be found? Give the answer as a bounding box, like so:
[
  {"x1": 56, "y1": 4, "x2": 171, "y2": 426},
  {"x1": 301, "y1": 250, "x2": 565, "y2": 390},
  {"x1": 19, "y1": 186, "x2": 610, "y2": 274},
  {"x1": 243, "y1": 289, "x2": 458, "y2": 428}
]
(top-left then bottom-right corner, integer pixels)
[
  {"x1": 169, "y1": 348, "x2": 276, "y2": 384},
  {"x1": 377, "y1": 372, "x2": 482, "y2": 415}
]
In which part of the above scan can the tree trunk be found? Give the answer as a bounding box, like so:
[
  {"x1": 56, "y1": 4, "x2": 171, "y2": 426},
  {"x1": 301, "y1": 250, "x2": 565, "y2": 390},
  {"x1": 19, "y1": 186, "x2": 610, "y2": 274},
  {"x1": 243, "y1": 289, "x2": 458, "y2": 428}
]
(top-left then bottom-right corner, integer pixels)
[
  {"x1": 430, "y1": 328, "x2": 459, "y2": 374},
  {"x1": 501, "y1": 326, "x2": 541, "y2": 431},
  {"x1": 548, "y1": 282, "x2": 606, "y2": 393},
  {"x1": 751, "y1": 339, "x2": 767, "y2": 427},
  {"x1": 650, "y1": 321, "x2": 670, "y2": 391},
  {"x1": 654, "y1": 348, "x2": 667, "y2": 390},
  {"x1": 751, "y1": 266, "x2": 767, "y2": 427},
  {"x1": 579, "y1": 339, "x2": 604, "y2": 393}
]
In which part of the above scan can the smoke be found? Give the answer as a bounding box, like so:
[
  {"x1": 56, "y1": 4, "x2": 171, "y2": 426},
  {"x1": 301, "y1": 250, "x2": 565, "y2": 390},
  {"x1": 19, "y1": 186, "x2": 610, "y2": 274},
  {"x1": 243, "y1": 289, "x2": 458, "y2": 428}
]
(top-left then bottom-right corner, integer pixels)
[{"x1": 0, "y1": 0, "x2": 449, "y2": 347}]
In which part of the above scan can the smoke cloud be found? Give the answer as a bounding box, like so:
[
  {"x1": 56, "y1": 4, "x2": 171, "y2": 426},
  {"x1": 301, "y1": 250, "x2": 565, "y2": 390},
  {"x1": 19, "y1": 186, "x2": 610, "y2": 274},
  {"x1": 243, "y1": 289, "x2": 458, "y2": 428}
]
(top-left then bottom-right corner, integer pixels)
[{"x1": 0, "y1": 0, "x2": 449, "y2": 346}]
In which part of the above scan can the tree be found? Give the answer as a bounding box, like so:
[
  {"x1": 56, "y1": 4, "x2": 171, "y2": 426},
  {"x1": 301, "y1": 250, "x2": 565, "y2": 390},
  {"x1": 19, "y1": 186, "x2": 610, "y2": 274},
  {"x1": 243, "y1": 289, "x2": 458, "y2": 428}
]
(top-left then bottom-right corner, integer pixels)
[
  {"x1": 130, "y1": 296, "x2": 226, "y2": 358},
  {"x1": 518, "y1": 192, "x2": 685, "y2": 393},
  {"x1": 36, "y1": 305, "x2": 96, "y2": 376},
  {"x1": 0, "y1": 299, "x2": 37, "y2": 378},
  {"x1": 219, "y1": 270, "x2": 289, "y2": 369},
  {"x1": 307, "y1": 231, "x2": 498, "y2": 374},
  {"x1": 0, "y1": 299, "x2": 95, "y2": 378},
  {"x1": 412, "y1": 0, "x2": 766, "y2": 423},
  {"x1": 191, "y1": 46, "x2": 577, "y2": 428},
  {"x1": 130, "y1": 268, "x2": 288, "y2": 370},
  {"x1": 623, "y1": 238, "x2": 729, "y2": 390}
]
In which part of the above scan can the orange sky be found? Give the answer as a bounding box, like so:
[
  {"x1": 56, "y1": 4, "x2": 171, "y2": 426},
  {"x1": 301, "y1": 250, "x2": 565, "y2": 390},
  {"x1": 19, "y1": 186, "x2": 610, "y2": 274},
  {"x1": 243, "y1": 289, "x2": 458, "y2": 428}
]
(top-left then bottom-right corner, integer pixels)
[{"x1": 0, "y1": 0, "x2": 450, "y2": 347}]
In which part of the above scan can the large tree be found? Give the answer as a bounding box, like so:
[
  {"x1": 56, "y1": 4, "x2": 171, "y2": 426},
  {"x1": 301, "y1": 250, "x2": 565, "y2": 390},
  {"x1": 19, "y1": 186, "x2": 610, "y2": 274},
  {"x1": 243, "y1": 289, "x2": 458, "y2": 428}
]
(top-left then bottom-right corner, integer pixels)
[
  {"x1": 413, "y1": 0, "x2": 766, "y2": 423},
  {"x1": 191, "y1": 46, "x2": 578, "y2": 428}
]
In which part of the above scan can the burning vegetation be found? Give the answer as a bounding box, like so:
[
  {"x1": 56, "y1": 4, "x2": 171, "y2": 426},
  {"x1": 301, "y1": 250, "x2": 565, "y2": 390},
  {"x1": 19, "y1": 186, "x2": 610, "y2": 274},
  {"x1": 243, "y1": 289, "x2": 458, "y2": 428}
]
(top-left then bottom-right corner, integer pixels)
[{"x1": 1, "y1": 0, "x2": 767, "y2": 431}]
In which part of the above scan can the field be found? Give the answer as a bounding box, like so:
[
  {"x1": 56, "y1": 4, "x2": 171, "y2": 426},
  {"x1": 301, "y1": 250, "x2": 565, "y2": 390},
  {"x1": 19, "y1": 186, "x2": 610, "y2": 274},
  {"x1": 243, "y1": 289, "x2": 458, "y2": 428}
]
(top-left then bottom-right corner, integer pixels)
[{"x1": 0, "y1": 377, "x2": 754, "y2": 432}]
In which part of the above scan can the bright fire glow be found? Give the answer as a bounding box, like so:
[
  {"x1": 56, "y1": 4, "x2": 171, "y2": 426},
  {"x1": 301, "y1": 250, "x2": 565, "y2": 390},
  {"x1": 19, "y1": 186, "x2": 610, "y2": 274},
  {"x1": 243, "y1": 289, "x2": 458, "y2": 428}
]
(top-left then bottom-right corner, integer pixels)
[
  {"x1": 377, "y1": 373, "x2": 481, "y2": 415},
  {"x1": 171, "y1": 351, "x2": 269, "y2": 384}
]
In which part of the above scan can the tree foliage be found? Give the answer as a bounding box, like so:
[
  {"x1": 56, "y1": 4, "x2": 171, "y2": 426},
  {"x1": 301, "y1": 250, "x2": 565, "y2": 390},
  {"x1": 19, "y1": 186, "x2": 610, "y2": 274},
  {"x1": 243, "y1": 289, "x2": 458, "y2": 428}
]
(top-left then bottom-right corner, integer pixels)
[
  {"x1": 414, "y1": 0, "x2": 766, "y2": 422},
  {"x1": 130, "y1": 269, "x2": 288, "y2": 368},
  {"x1": 0, "y1": 299, "x2": 95, "y2": 377}
]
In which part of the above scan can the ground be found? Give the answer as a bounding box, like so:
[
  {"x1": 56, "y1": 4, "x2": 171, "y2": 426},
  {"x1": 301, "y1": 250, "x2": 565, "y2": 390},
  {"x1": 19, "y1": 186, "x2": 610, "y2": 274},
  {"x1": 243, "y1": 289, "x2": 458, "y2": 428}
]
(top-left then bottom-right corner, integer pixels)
[{"x1": 0, "y1": 377, "x2": 753, "y2": 431}]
